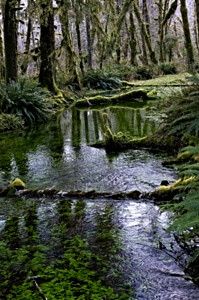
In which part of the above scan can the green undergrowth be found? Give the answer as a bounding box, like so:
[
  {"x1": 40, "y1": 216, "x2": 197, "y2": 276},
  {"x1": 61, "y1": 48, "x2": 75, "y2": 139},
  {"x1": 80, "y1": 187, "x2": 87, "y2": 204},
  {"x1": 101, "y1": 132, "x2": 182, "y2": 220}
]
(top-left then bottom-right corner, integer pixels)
[
  {"x1": 0, "y1": 113, "x2": 24, "y2": 132},
  {"x1": 124, "y1": 72, "x2": 190, "y2": 87},
  {"x1": 156, "y1": 74, "x2": 199, "y2": 284}
]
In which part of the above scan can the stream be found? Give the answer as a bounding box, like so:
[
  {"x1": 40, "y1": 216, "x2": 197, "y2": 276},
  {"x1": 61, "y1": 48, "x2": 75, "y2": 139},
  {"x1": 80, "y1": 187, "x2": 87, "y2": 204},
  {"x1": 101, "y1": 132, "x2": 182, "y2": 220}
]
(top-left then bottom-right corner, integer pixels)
[{"x1": 0, "y1": 101, "x2": 199, "y2": 299}]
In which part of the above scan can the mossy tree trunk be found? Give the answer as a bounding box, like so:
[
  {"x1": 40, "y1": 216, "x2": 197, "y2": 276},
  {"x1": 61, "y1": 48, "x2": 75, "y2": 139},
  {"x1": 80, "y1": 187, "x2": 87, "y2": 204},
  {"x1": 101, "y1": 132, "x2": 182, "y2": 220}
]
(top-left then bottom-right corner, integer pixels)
[
  {"x1": 0, "y1": 23, "x2": 4, "y2": 82},
  {"x1": 133, "y1": 0, "x2": 157, "y2": 64},
  {"x1": 142, "y1": 0, "x2": 150, "y2": 36},
  {"x1": 180, "y1": 0, "x2": 194, "y2": 67},
  {"x1": 161, "y1": 0, "x2": 178, "y2": 62},
  {"x1": 195, "y1": 0, "x2": 199, "y2": 53},
  {"x1": 85, "y1": 0, "x2": 92, "y2": 69},
  {"x1": 106, "y1": 0, "x2": 134, "y2": 61},
  {"x1": 3, "y1": 0, "x2": 18, "y2": 82},
  {"x1": 158, "y1": 0, "x2": 164, "y2": 62},
  {"x1": 71, "y1": 0, "x2": 84, "y2": 74},
  {"x1": 60, "y1": 1, "x2": 80, "y2": 85},
  {"x1": 21, "y1": 18, "x2": 32, "y2": 74},
  {"x1": 129, "y1": 11, "x2": 137, "y2": 65},
  {"x1": 39, "y1": 0, "x2": 56, "y2": 92}
]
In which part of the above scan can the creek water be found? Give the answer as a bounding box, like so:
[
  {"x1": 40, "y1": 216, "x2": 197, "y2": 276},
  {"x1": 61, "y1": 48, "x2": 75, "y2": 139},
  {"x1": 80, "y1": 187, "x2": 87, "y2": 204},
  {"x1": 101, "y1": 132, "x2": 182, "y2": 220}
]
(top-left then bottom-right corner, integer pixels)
[{"x1": 0, "y1": 102, "x2": 199, "y2": 299}]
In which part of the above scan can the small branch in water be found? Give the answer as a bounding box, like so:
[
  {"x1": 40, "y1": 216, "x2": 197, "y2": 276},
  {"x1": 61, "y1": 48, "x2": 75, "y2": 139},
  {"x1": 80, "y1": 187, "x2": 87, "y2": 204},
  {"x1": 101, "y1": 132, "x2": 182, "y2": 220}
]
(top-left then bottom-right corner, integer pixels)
[{"x1": 33, "y1": 280, "x2": 48, "y2": 300}]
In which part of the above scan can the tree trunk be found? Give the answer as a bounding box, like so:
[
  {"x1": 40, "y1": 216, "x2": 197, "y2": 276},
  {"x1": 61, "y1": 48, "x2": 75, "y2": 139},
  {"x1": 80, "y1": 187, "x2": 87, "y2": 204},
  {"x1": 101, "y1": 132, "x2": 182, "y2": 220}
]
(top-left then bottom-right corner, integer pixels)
[
  {"x1": 158, "y1": 0, "x2": 164, "y2": 62},
  {"x1": 0, "y1": 24, "x2": 4, "y2": 82},
  {"x1": 142, "y1": 0, "x2": 150, "y2": 36},
  {"x1": 180, "y1": 0, "x2": 194, "y2": 67},
  {"x1": 195, "y1": 0, "x2": 199, "y2": 53},
  {"x1": 3, "y1": 0, "x2": 18, "y2": 82},
  {"x1": 72, "y1": 0, "x2": 84, "y2": 74},
  {"x1": 21, "y1": 18, "x2": 32, "y2": 74},
  {"x1": 85, "y1": 1, "x2": 92, "y2": 69},
  {"x1": 60, "y1": 2, "x2": 80, "y2": 85},
  {"x1": 39, "y1": 0, "x2": 56, "y2": 92},
  {"x1": 134, "y1": 0, "x2": 157, "y2": 64}
]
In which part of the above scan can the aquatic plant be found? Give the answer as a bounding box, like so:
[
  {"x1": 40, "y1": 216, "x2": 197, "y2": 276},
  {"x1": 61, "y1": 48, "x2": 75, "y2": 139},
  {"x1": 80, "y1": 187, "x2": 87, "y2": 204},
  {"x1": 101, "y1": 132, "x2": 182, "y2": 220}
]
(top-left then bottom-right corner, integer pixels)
[
  {"x1": 0, "y1": 198, "x2": 134, "y2": 299},
  {"x1": 0, "y1": 78, "x2": 51, "y2": 124}
]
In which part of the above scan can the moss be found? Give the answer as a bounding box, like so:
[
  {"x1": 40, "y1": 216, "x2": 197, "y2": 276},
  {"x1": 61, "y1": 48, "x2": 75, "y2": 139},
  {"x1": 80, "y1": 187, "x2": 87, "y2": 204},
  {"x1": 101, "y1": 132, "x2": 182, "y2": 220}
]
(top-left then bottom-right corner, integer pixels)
[
  {"x1": 147, "y1": 89, "x2": 157, "y2": 99},
  {"x1": 122, "y1": 73, "x2": 189, "y2": 86},
  {"x1": 150, "y1": 176, "x2": 197, "y2": 202},
  {"x1": 10, "y1": 178, "x2": 26, "y2": 190},
  {"x1": 75, "y1": 88, "x2": 150, "y2": 107},
  {"x1": 176, "y1": 151, "x2": 192, "y2": 162}
]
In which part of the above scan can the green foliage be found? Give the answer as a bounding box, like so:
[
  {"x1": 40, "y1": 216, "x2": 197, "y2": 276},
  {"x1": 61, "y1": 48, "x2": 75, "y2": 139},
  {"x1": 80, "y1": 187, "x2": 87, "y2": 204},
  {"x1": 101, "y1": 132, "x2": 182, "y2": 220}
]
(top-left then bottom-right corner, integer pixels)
[
  {"x1": 161, "y1": 75, "x2": 199, "y2": 142},
  {"x1": 0, "y1": 78, "x2": 51, "y2": 124},
  {"x1": 158, "y1": 62, "x2": 177, "y2": 75},
  {"x1": 164, "y1": 145, "x2": 199, "y2": 282},
  {"x1": 83, "y1": 68, "x2": 122, "y2": 90},
  {"x1": 159, "y1": 74, "x2": 199, "y2": 282},
  {"x1": 0, "y1": 113, "x2": 24, "y2": 132},
  {"x1": 132, "y1": 66, "x2": 153, "y2": 80}
]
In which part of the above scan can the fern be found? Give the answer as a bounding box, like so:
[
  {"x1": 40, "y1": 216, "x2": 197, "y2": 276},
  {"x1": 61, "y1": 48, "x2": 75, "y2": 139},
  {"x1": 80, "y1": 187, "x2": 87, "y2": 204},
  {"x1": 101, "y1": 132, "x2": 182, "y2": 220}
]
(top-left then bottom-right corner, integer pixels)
[
  {"x1": 1, "y1": 78, "x2": 51, "y2": 124},
  {"x1": 83, "y1": 68, "x2": 123, "y2": 90}
]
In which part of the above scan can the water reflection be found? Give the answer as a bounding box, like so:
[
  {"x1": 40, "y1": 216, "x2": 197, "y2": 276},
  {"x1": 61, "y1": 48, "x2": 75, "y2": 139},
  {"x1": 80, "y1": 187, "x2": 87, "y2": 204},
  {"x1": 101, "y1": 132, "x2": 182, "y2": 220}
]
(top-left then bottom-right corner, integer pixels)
[
  {"x1": 60, "y1": 105, "x2": 158, "y2": 145},
  {"x1": 0, "y1": 103, "x2": 169, "y2": 191}
]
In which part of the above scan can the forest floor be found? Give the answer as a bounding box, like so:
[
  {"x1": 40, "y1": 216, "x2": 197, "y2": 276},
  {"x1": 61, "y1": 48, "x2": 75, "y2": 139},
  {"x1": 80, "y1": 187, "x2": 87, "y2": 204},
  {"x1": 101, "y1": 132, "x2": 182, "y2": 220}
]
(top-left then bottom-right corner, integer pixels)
[{"x1": 128, "y1": 72, "x2": 190, "y2": 86}]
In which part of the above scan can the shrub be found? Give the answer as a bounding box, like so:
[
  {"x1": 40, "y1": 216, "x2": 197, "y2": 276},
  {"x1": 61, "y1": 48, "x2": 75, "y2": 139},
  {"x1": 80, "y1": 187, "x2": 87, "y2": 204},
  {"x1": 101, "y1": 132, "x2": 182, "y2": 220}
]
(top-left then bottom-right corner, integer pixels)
[
  {"x1": 0, "y1": 78, "x2": 51, "y2": 124},
  {"x1": 158, "y1": 62, "x2": 177, "y2": 75},
  {"x1": 83, "y1": 68, "x2": 122, "y2": 90},
  {"x1": 133, "y1": 66, "x2": 153, "y2": 80},
  {"x1": 0, "y1": 113, "x2": 24, "y2": 132}
]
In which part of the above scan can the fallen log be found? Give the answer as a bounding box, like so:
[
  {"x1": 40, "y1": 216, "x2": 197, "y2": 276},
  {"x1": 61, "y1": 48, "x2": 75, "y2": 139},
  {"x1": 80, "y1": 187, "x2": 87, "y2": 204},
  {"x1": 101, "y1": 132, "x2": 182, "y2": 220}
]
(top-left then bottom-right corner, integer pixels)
[
  {"x1": 0, "y1": 187, "x2": 142, "y2": 200},
  {"x1": 75, "y1": 88, "x2": 157, "y2": 107},
  {"x1": 1, "y1": 177, "x2": 191, "y2": 204}
]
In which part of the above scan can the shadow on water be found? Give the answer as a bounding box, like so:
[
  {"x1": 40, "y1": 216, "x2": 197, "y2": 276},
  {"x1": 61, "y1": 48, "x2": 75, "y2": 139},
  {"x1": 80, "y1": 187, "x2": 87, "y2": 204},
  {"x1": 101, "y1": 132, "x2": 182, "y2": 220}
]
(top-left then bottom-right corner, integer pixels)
[{"x1": 0, "y1": 102, "x2": 199, "y2": 299}]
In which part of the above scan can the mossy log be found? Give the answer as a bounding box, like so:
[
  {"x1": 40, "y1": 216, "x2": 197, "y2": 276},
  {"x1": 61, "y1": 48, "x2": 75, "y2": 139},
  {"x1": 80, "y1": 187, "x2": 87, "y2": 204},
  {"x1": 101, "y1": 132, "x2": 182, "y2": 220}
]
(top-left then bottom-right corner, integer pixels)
[
  {"x1": 2, "y1": 176, "x2": 194, "y2": 204},
  {"x1": 149, "y1": 176, "x2": 196, "y2": 203},
  {"x1": 0, "y1": 187, "x2": 142, "y2": 200},
  {"x1": 75, "y1": 88, "x2": 156, "y2": 107}
]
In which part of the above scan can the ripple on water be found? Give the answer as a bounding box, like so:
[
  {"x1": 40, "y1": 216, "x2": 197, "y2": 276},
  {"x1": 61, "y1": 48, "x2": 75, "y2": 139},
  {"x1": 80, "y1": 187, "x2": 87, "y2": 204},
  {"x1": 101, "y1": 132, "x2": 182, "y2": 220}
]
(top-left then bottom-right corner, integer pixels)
[{"x1": 118, "y1": 200, "x2": 199, "y2": 300}]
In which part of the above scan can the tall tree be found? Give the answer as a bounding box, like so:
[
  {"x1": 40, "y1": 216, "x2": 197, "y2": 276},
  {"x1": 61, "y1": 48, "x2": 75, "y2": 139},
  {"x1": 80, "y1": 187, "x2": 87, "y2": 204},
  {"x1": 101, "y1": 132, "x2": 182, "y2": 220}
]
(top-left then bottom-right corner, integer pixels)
[
  {"x1": 180, "y1": 0, "x2": 194, "y2": 66},
  {"x1": 39, "y1": 0, "x2": 56, "y2": 91},
  {"x1": 3, "y1": 0, "x2": 18, "y2": 82}
]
